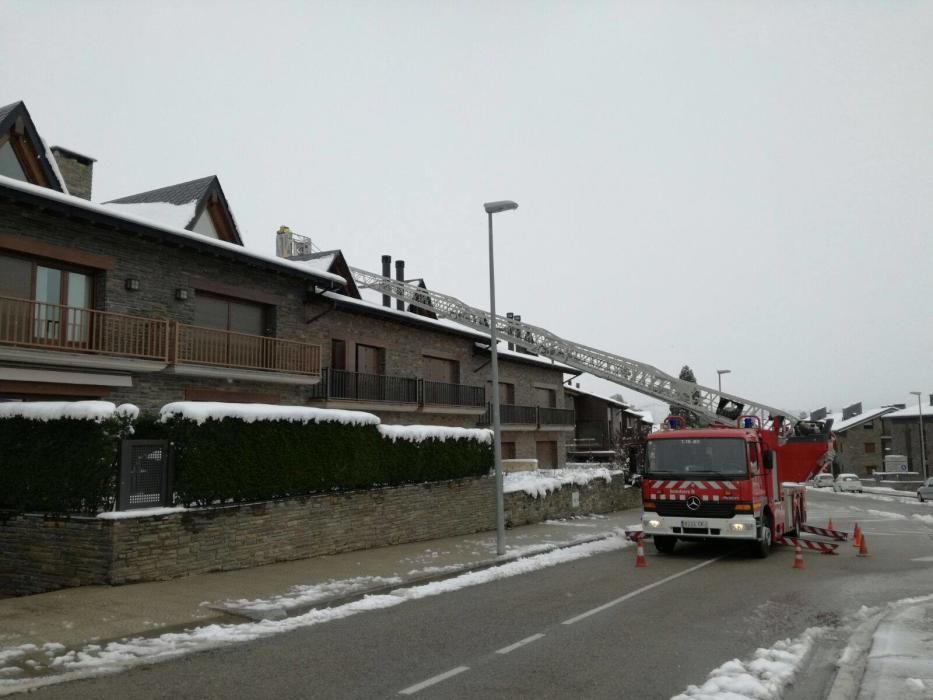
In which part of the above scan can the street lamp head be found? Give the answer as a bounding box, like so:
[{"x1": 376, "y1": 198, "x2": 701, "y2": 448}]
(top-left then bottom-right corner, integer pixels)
[
  {"x1": 484, "y1": 200, "x2": 519, "y2": 215},
  {"x1": 717, "y1": 369, "x2": 731, "y2": 376},
  {"x1": 910, "y1": 391, "x2": 922, "y2": 397}
]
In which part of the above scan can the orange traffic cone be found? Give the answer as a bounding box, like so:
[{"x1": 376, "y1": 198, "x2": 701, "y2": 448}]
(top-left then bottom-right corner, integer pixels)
[
  {"x1": 635, "y1": 536, "x2": 647, "y2": 568},
  {"x1": 827, "y1": 518, "x2": 834, "y2": 530},
  {"x1": 853, "y1": 523, "x2": 862, "y2": 548},
  {"x1": 792, "y1": 541, "x2": 805, "y2": 570},
  {"x1": 857, "y1": 534, "x2": 870, "y2": 557}
]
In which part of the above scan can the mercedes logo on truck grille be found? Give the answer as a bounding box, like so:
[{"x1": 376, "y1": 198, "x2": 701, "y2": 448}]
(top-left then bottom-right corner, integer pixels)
[{"x1": 686, "y1": 496, "x2": 702, "y2": 511}]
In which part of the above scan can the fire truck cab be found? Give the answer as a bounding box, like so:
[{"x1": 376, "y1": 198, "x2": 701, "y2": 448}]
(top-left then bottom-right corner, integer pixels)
[{"x1": 641, "y1": 416, "x2": 833, "y2": 557}]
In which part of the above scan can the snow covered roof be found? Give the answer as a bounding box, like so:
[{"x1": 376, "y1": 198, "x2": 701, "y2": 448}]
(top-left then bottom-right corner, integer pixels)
[
  {"x1": 103, "y1": 175, "x2": 243, "y2": 245},
  {"x1": 474, "y1": 342, "x2": 579, "y2": 374},
  {"x1": 884, "y1": 403, "x2": 933, "y2": 420},
  {"x1": 827, "y1": 406, "x2": 899, "y2": 432},
  {"x1": 563, "y1": 385, "x2": 630, "y2": 409},
  {"x1": 288, "y1": 250, "x2": 361, "y2": 298},
  {"x1": 0, "y1": 175, "x2": 347, "y2": 288}
]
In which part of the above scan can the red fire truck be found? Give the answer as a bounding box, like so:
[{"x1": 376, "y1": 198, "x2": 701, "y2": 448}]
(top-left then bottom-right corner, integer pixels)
[{"x1": 641, "y1": 416, "x2": 834, "y2": 557}]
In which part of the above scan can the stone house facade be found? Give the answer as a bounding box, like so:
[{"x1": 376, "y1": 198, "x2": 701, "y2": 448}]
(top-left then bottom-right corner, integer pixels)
[
  {"x1": 826, "y1": 405, "x2": 897, "y2": 477},
  {"x1": 0, "y1": 99, "x2": 576, "y2": 466}
]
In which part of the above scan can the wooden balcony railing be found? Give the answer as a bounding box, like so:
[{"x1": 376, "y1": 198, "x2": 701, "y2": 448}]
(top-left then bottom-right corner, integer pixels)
[
  {"x1": 421, "y1": 380, "x2": 485, "y2": 408},
  {"x1": 0, "y1": 297, "x2": 321, "y2": 376},
  {"x1": 173, "y1": 323, "x2": 321, "y2": 376},
  {"x1": 308, "y1": 368, "x2": 418, "y2": 403},
  {"x1": 0, "y1": 295, "x2": 169, "y2": 360}
]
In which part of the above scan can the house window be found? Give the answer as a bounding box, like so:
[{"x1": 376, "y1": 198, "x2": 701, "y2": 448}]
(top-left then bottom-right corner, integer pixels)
[
  {"x1": 423, "y1": 355, "x2": 459, "y2": 383},
  {"x1": 501, "y1": 442, "x2": 516, "y2": 460},
  {"x1": 0, "y1": 253, "x2": 92, "y2": 343},
  {"x1": 331, "y1": 339, "x2": 347, "y2": 370},
  {"x1": 355, "y1": 343, "x2": 386, "y2": 375},
  {"x1": 536, "y1": 440, "x2": 558, "y2": 468},
  {"x1": 194, "y1": 293, "x2": 265, "y2": 336},
  {"x1": 863, "y1": 422, "x2": 873, "y2": 430},
  {"x1": 535, "y1": 387, "x2": 556, "y2": 408},
  {"x1": 494, "y1": 381, "x2": 515, "y2": 405},
  {"x1": 864, "y1": 442, "x2": 876, "y2": 454}
]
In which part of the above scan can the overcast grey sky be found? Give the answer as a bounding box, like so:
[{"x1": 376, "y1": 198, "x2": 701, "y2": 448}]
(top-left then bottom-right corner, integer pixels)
[{"x1": 4, "y1": 1, "x2": 932, "y2": 418}]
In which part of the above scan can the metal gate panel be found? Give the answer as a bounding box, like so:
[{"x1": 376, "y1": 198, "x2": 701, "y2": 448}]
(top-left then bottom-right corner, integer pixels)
[{"x1": 119, "y1": 439, "x2": 172, "y2": 511}]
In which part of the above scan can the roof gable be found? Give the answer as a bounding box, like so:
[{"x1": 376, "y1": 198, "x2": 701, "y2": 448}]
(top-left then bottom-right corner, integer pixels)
[
  {"x1": 298, "y1": 250, "x2": 361, "y2": 298},
  {"x1": 103, "y1": 175, "x2": 243, "y2": 245},
  {"x1": 405, "y1": 278, "x2": 438, "y2": 319},
  {"x1": 0, "y1": 101, "x2": 68, "y2": 194}
]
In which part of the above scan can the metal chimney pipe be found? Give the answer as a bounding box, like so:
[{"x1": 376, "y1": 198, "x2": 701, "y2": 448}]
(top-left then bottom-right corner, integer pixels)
[
  {"x1": 395, "y1": 260, "x2": 405, "y2": 311},
  {"x1": 381, "y1": 255, "x2": 391, "y2": 307},
  {"x1": 514, "y1": 315, "x2": 523, "y2": 353},
  {"x1": 506, "y1": 312, "x2": 514, "y2": 351}
]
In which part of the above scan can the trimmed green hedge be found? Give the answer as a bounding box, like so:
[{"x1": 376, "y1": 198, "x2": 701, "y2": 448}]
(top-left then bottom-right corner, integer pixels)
[
  {"x1": 0, "y1": 416, "x2": 128, "y2": 514},
  {"x1": 139, "y1": 416, "x2": 493, "y2": 507}
]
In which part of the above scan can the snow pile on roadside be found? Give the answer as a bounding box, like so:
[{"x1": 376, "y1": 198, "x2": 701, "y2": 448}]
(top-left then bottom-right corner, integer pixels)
[
  {"x1": 159, "y1": 402, "x2": 379, "y2": 427},
  {"x1": 0, "y1": 534, "x2": 629, "y2": 694},
  {"x1": 378, "y1": 424, "x2": 492, "y2": 444},
  {"x1": 504, "y1": 468, "x2": 620, "y2": 498},
  {"x1": 97, "y1": 507, "x2": 189, "y2": 520},
  {"x1": 912, "y1": 514, "x2": 933, "y2": 526},
  {"x1": 672, "y1": 627, "x2": 825, "y2": 700},
  {"x1": 0, "y1": 401, "x2": 138, "y2": 423},
  {"x1": 865, "y1": 509, "x2": 908, "y2": 520}
]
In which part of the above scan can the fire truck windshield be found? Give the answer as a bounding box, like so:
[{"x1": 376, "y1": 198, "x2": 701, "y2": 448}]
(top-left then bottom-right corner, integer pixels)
[{"x1": 646, "y1": 438, "x2": 749, "y2": 478}]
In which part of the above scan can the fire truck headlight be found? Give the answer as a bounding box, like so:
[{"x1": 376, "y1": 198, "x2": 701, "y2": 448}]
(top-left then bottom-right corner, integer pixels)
[
  {"x1": 646, "y1": 519, "x2": 662, "y2": 529},
  {"x1": 730, "y1": 523, "x2": 747, "y2": 532}
]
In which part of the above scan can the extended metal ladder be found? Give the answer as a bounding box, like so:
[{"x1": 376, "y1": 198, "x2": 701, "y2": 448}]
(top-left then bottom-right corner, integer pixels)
[{"x1": 350, "y1": 267, "x2": 793, "y2": 427}]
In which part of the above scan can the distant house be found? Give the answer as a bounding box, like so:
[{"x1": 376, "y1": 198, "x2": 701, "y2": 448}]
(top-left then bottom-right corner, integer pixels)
[
  {"x1": 564, "y1": 386, "x2": 652, "y2": 470},
  {"x1": 880, "y1": 396, "x2": 933, "y2": 477},
  {"x1": 822, "y1": 402, "x2": 898, "y2": 477}
]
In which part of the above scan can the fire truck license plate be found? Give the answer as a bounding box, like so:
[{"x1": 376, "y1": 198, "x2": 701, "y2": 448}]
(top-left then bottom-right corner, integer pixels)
[{"x1": 682, "y1": 520, "x2": 708, "y2": 528}]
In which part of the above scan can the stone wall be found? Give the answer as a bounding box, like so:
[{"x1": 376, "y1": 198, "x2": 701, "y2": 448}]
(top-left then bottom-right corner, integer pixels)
[{"x1": 1, "y1": 473, "x2": 639, "y2": 597}]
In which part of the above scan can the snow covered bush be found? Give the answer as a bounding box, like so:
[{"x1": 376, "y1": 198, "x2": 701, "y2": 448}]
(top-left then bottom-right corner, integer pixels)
[
  {"x1": 0, "y1": 401, "x2": 136, "y2": 514},
  {"x1": 140, "y1": 403, "x2": 492, "y2": 506}
]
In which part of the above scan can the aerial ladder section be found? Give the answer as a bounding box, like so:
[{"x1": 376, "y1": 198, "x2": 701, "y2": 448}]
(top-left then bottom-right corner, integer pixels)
[{"x1": 350, "y1": 267, "x2": 793, "y2": 428}]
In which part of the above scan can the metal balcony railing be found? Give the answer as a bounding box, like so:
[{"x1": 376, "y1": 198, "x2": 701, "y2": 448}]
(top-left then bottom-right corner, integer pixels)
[
  {"x1": 173, "y1": 323, "x2": 321, "y2": 376},
  {"x1": 479, "y1": 403, "x2": 539, "y2": 426},
  {"x1": 0, "y1": 295, "x2": 169, "y2": 360},
  {"x1": 421, "y1": 380, "x2": 485, "y2": 408},
  {"x1": 309, "y1": 368, "x2": 419, "y2": 403},
  {"x1": 537, "y1": 406, "x2": 576, "y2": 426}
]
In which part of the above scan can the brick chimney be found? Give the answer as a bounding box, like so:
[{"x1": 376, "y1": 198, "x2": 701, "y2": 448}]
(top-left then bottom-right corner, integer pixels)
[{"x1": 50, "y1": 146, "x2": 95, "y2": 200}]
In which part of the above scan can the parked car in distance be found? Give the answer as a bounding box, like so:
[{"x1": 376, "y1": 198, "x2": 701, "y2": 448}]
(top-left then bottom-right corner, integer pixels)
[
  {"x1": 811, "y1": 473, "x2": 835, "y2": 488},
  {"x1": 833, "y1": 473, "x2": 863, "y2": 493},
  {"x1": 918, "y1": 477, "x2": 933, "y2": 502}
]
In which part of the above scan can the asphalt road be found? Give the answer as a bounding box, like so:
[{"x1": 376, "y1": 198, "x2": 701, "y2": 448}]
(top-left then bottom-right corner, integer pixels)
[{"x1": 28, "y1": 489, "x2": 933, "y2": 700}]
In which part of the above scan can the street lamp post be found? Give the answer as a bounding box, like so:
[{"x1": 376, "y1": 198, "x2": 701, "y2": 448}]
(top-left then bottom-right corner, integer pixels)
[
  {"x1": 484, "y1": 200, "x2": 518, "y2": 557},
  {"x1": 716, "y1": 369, "x2": 731, "y2": 394},
  {"x1": 910, "y1": 391, "x2": 927, "y2": 481}
]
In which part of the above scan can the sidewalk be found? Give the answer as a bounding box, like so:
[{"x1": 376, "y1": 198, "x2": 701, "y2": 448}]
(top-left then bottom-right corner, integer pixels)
[{"x1": 0, "y1": 511, "x2": 641, "y2": 653}]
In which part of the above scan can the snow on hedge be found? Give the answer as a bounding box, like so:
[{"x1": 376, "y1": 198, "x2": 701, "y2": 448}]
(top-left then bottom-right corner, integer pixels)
[
  {"x1": 158, "y1": 402, "x2": 380, "y2": 426},
  {"x1": 0, "y1": 401, "x2": 139, "y2": 423},
  {"x1": 505, "y1": 468, "x2": 618, "y2": 498},
  {"x1": 378, "y1": 424, "x2": 493, "y2": 444}
]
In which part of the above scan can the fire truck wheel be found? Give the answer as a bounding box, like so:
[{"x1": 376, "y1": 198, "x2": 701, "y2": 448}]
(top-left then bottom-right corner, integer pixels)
[
  {"x1": 653, "y1": 535, "x2": 677, "y2": 554},
  {"x1": 750, "y1": 514, "x2": 772, "y2": 559}
]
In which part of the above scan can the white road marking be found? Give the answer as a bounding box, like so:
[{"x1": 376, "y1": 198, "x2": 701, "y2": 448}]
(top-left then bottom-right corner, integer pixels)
[
  {"x1": 399, "y1": 666, "x2": 470, "y2": 695},
  {"x1": 859, "y1": 530, "x2": 933, "y2": 536},
  {"x1": 495, "y1": 633, "x2": 545, "y2": 655},
  {"x1": 561, "y1": 555, "x2": 727, "y2": 626},
  {"x1": 911, "y1": 556, "x2": 933, "y2": 562}
]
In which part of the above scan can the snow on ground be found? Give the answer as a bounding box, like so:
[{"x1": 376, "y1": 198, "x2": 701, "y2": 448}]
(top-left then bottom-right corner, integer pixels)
[
  {"x1": 912, "y1": 514, "x2": 933, "y2": 526},
  {"x1": 0, "y1": 401, "x2": 138, "y2": 422},
  {"x1": 0, "y1": 533, "x2": 630, "y2": 695},
  {"x1": 504, "y1": 468, "x2": 622, "y2": 498},
  {"x1": 865, "y1": 509, "x2": 909, "y2": 520},
  {"x1": 811, "y1": 485, "x2": 931, "y2": 509},
  {"x1": 672, "y1": 627, "x2": 826, "y2": 700}
]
